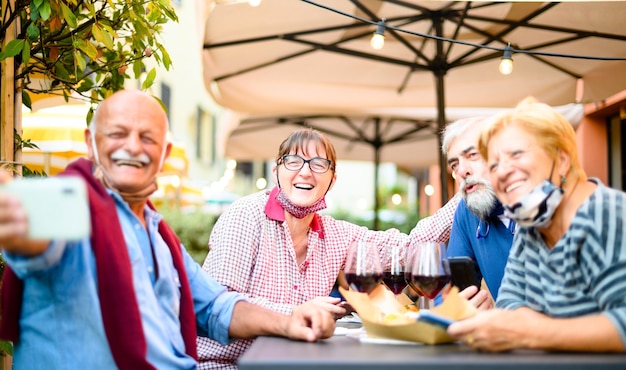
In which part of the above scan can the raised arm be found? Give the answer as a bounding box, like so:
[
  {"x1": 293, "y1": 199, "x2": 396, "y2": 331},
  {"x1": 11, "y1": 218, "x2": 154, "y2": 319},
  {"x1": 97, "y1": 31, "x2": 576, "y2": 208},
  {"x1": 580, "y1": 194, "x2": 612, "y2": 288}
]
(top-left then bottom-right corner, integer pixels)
[{"x1": 410, "y1": 192, "x2": 461, "y2": 243}]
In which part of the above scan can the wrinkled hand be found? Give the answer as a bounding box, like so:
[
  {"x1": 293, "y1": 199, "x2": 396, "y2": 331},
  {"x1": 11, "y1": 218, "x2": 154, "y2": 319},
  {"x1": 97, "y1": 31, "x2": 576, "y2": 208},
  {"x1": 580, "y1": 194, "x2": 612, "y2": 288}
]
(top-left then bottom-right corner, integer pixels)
[
  {"x1": 0, "y1": 170, "x2": 48, "y2": 255},
  {"x1": 0, "y1": 171, "x2": 29, "y2": 250},
  {"x1": 287, "y1": 301, "x2": 336, "y2": 342},
  {"x1": 458, "y1": 286, "x2": 493, "y2": 310},
  {"x1": 300, "y1": 296, "x2": 348, "y2": 320},
  {"x1": 447, "y1": 307, "x2": 545, "y2": 352}
]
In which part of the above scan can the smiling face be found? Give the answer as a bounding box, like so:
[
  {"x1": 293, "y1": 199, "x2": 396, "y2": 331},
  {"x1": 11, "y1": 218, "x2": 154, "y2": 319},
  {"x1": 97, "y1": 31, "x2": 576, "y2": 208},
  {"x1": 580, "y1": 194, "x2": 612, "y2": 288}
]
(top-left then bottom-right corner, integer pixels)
[
  {"x1": 273, "y1": 140, "x2": 336, "y2": 207},
  {"x1": 86, "y1": 90, "x2": 171, "y2": 194},
  {"x1": 486, "y1": 124, "x2": 557, "y2": 206}
]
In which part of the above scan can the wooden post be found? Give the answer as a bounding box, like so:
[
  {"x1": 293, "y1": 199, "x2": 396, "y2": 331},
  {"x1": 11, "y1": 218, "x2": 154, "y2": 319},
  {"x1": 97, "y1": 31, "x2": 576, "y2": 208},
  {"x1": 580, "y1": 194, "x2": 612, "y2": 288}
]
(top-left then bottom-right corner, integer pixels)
[
  {"x1": 1, "y1": 0, "x2": 17, "y2": 173},
  {"x1": 1, "y1": 1, "x2": 17, "y2": 368}
]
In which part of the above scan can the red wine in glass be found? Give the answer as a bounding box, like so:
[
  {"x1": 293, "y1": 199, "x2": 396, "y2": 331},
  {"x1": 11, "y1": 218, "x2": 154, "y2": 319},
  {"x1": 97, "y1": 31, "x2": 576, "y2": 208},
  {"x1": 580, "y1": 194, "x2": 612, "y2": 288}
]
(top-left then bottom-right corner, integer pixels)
[
  {"x1": 346, "y1": 272, "x2": 383, "y2": 293},
  {"x1": 345, "y1": 241, "x2": 383, "y2": 294},
  {"x1": 410, "y1": 274, "x2": 450, "y2": 299},
  {"x1": 383, "y1": 270, "x2": 407, "y2": 295},
  {"x1": 409, "y1": 241, "x2": 450, "y2": 306}
]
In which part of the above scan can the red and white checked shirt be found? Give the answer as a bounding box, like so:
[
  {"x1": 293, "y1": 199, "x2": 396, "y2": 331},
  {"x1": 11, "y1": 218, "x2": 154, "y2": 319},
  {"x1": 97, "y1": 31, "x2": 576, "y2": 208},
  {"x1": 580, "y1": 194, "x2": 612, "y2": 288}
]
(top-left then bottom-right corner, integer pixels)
[{"x1": 196, "y1": 188, "x2": 460, "y2": 369}]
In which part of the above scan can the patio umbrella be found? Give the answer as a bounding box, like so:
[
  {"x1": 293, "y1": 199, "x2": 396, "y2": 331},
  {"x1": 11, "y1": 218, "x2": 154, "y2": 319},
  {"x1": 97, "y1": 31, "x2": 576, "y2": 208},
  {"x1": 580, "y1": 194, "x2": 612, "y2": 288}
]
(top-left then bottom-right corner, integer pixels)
[
  {"x1": 201, "y1": 0, "x2": 626, "y2": 195},
  {"x1": 21, "y1": 105, "x2": 189, "y2": 176}
]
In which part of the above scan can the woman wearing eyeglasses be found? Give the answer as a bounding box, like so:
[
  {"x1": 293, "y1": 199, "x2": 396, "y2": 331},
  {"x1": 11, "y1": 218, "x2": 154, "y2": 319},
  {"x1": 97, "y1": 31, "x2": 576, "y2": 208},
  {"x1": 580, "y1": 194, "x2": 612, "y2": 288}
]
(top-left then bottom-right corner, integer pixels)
[{"x1": 196, "y1": 128, "x2": 461, "y2": 369}]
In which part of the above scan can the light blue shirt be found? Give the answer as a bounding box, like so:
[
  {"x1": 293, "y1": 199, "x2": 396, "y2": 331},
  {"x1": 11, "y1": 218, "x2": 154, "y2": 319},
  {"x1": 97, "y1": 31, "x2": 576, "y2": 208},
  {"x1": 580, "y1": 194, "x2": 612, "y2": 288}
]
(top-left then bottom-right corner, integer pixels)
[{"x1": 5, "y1": 191, "x2": 244, "y2": 369}]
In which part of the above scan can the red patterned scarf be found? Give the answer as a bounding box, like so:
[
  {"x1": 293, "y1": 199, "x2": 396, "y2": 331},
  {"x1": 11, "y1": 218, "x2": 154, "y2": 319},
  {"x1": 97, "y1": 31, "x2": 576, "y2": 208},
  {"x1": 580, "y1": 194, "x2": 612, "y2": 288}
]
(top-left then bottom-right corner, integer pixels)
[{"x1": 0, "y1": 158, "x2": 197, "y2": 367}]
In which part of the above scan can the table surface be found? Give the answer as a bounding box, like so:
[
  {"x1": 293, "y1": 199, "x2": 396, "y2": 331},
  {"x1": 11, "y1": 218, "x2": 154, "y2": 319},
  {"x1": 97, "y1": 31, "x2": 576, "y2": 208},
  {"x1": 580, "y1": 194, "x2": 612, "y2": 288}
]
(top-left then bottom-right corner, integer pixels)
[{"x1": 238, "y1": 334, "x2": 626, "y2": 370}]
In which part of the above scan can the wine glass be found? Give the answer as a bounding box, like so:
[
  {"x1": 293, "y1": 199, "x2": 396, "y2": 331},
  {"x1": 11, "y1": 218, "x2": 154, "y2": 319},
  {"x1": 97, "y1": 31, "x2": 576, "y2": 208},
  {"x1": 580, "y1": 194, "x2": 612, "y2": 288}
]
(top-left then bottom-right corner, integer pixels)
[
  {"x1": 408, "y1": 241, "x2": 450, "y2": 308},
  {"x1": 382, "y1": 244, "x2": 407, "y2": 295},
  {"x1": 344, "y1": 241, "x2": 383, "y2": 294}
]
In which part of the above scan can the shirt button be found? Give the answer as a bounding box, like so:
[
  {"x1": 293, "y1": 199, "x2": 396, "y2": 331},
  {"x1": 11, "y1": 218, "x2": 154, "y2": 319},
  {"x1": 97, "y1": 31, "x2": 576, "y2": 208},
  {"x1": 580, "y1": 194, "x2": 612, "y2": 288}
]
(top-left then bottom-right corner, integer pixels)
[
  {"x1": 147, "y1": 266, "x2": 153, "y2": 273},
  {"x1": 134, "y1": 223, "x2": 141, "y2": 230}
]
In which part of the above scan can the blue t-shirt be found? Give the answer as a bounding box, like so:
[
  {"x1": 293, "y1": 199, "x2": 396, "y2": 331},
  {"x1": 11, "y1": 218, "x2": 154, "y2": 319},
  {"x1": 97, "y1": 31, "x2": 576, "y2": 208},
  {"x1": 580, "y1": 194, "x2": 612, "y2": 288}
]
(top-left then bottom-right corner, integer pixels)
[{"x1": 447, "y1": 199, "x2": 514, "y2": 299}]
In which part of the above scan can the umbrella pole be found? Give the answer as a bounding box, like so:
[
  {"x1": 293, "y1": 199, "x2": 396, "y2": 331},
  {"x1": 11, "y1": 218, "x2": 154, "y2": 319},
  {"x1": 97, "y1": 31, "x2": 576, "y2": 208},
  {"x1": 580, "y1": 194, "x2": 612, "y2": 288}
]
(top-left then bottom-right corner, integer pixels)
[
  {"x1": 435, "y1": 69, "x2": 448, "y2": 204},
  {"x1": 373, "y1": 117, "x2": 381, "y2": 231},
  {"x1": 434, "y1": 17, "x2": 449, "y2": 204}
]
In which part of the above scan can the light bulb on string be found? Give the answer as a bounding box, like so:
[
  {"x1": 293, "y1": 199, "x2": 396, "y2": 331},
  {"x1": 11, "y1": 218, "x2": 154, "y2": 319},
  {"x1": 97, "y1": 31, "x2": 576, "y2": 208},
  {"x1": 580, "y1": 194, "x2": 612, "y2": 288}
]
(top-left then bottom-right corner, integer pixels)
[
  {"x1": 370, "y1": 19, "x2": 386, "y2": 50},
  {"x1": 248, "y1": 0, "x2": 261, "y2": 7},
  {"x1": 499, "y1": 44, "x2": 514, "y2": 75}
]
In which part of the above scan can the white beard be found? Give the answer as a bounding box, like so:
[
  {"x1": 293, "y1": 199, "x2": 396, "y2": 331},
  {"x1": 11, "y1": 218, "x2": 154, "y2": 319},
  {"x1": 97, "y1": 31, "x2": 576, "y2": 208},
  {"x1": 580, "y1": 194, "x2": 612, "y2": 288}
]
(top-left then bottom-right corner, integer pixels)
[{"x1": 461, "y1": 176, "x2": 498, "y2": 220}]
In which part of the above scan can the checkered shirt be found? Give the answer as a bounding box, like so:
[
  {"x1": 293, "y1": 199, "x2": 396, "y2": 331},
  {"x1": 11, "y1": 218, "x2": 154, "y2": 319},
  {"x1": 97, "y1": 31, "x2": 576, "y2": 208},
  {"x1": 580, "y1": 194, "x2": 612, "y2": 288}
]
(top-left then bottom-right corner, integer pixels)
[{"x1": 196, "y1": 189, "x2": 460, "y2": 369}]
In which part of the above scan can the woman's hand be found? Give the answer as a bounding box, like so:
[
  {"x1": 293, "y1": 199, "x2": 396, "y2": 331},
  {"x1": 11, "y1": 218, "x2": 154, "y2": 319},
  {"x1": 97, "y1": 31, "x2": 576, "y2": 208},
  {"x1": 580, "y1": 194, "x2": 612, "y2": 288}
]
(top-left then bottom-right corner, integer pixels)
[{"x1": 299, "y1": 296, "x2": 348, "y2": 320}]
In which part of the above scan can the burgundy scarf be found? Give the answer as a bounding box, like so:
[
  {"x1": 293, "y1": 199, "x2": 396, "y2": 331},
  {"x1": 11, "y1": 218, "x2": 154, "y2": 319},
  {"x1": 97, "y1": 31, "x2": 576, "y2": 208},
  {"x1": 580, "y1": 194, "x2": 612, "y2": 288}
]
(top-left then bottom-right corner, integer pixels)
[{"x1": 0, "y1": 158, "x2": 197, "y2": 367}]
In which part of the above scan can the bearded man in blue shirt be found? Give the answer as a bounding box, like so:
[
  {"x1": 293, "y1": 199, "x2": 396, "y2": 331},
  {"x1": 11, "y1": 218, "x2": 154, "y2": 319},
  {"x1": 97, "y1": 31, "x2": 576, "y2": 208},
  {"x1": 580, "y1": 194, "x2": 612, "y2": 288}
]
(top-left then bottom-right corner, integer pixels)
[
  {"x1": 0, "y1": 89, "x2": 334, "y2": 369},
  {"x1": 442, "y1": 116, "x2": 515, "y2": 303}
]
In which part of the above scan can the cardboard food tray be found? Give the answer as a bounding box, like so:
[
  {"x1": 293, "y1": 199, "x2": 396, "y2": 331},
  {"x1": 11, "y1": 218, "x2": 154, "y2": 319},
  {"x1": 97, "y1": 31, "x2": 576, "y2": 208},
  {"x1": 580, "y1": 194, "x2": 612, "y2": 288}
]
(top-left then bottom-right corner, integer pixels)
[{"x1": 339, "y1": 285, "x2": 476, "y2": 344}]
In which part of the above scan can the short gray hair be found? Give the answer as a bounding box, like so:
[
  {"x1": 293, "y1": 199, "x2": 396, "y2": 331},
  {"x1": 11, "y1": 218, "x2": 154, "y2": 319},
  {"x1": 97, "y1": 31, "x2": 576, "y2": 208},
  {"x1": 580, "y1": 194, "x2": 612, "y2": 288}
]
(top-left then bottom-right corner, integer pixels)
[{"x1": 441, "y1": 116, "x2": 489, "y2": 156}]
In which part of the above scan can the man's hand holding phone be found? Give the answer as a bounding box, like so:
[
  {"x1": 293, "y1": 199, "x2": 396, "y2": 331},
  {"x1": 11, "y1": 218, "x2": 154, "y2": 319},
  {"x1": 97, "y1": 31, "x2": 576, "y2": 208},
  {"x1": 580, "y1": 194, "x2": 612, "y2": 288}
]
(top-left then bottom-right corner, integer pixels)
[{"x1": 0, "y1": 172, "x2": 90, "y2": 256}]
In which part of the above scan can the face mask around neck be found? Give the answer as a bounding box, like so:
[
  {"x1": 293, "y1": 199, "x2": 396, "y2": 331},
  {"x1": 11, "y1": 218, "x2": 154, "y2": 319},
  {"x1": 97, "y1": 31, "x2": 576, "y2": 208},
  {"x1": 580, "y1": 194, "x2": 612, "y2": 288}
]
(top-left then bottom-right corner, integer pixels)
[{"x1": 503, "y1": 179, "x2": 564, "y2": 228}]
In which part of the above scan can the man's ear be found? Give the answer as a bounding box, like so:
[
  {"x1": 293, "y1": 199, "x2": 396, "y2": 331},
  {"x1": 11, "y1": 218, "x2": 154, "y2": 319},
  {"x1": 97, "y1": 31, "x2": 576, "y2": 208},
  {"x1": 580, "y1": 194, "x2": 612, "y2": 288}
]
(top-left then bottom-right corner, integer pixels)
[
  {"x1": 159, "y1": 141, "x2": 173, "y2": 171},
  {"x1": 84, "y1": 128, "x2": 95, "y2": 161}
]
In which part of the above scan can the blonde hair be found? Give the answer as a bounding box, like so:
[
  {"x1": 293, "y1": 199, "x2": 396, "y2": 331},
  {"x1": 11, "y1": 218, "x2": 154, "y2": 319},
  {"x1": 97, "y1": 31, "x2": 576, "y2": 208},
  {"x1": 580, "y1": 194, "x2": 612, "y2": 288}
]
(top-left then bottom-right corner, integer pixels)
[
  {"x1": 478, "y1": 97, "x2": 585, "y2": 181},
  {"x1": 276, "y1": 128, "x2": 337, "y2": 171}
]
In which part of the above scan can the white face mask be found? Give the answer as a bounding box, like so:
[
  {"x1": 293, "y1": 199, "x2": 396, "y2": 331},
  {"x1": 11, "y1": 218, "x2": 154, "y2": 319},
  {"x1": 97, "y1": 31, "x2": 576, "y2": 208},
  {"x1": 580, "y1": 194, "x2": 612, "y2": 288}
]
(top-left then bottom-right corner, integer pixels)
[{"x1": 503, "y1": 180, "x2": 564, "y2": 228}]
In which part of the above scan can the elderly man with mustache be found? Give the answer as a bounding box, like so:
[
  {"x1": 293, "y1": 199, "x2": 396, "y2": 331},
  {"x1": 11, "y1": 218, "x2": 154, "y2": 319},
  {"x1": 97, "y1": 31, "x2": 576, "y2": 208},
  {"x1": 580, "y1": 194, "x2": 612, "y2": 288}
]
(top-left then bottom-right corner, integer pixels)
[
  {"x1": 0, "y1": 90, "x2": 334, "y2": 370},
  {"x1": 442, "y1": 116, "x2": 515, "y2": 304}
]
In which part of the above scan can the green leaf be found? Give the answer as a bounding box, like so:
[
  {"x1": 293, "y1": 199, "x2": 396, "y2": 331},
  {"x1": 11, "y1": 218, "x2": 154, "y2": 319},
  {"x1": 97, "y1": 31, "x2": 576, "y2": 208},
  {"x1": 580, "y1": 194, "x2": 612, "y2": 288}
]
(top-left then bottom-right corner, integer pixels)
[
  {"x1": 74, "y1": 50, "x2": 87, "y2": 72},
  {"x1": 60, "y1": 3, "x2": 78, "y2": 29},
  {"x1": 141, "y1": 68, "x2": 157, "y2": 90},
  {"x1": 39, "y1": 1, "x2": 52, "y2": 21},
  {"x1": 0, "y1": 39, "x2": 26, "y2": 60},
  {"x1": 32, "y1": 0, "x2": 43, "y2": 7},
  {"x1": 158, "y1": 44, "x2": 172, "y2": 70},
  {"x1": 132, "y1": 60, "x2": 144, "y2": 79},
  {"x1": 27, "y1": 23, "x2": 40, "y2": 40},
  {"x1": 29, "y1": 3, "x2": 40, "y2": 21},
  {"x1": 77, "y1": 78, "x2": 94, "y2": 93},
  {"x1": 75, "y1": 40, "x2": 98, "y2": 60},
  {"x1": 22, "y1": 41, "x2": 31, "y2": 66},
  {"x1": 0, "y1": 340, "x2": 13, "y2": 356},
  {"x1": 92, "y1": 24, "x2": 114, "y2": 50},
  {"x1": 22, "y1": 90, "x2": 32, "y2": 110}
]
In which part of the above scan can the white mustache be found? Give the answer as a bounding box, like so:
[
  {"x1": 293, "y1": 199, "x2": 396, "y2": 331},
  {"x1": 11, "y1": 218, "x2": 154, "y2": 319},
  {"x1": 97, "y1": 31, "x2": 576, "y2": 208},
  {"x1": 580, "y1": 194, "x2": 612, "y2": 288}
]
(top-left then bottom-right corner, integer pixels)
[
  {"x1": 461, "y1": 175, "x2": 491, "y2": 193},
  {"x1": 110, "y1": 149, "x2": 151, "y2": 164}
]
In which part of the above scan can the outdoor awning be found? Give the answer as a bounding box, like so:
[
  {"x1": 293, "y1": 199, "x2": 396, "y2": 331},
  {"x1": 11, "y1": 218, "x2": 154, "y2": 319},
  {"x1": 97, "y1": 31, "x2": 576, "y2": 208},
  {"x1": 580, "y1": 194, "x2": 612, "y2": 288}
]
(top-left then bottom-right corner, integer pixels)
[{"x1": 202, "y1": 0, "x2": 626, "y2": 169}]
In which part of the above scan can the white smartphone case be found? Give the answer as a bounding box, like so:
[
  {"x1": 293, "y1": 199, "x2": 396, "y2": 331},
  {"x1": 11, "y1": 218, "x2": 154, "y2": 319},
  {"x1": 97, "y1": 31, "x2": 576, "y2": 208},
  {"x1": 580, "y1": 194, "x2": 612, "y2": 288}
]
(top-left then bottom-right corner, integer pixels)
[{"x1": 1, "y1": 177, "x2": 91, "y2": 240}]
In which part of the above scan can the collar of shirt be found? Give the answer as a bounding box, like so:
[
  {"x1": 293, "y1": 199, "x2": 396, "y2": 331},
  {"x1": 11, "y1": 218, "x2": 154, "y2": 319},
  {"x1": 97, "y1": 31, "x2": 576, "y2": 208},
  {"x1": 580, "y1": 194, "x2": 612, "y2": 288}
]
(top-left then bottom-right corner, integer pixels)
[{"x1": 264, "y1": 187, "x2": 325, "y2": 238}]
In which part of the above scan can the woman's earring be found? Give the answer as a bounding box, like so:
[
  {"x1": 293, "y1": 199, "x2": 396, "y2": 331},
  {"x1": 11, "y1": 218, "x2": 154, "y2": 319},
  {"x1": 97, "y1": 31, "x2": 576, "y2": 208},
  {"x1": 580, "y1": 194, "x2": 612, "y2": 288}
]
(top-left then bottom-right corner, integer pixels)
[{"x1": 560, "y1": 174, "x2": 567, "y2": 185}]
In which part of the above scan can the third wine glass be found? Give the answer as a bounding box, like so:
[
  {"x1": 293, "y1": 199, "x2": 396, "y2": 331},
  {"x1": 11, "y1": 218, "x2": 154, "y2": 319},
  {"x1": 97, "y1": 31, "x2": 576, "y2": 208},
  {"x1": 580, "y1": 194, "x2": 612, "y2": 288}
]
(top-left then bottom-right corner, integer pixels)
[{"x1": 408, "y1": 241, "x2": 450, "y2": 308}]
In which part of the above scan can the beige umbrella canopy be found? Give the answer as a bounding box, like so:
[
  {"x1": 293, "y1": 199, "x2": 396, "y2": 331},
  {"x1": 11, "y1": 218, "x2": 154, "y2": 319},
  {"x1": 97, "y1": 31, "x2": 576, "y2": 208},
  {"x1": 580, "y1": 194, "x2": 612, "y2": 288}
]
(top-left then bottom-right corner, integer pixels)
[{"x1": 202, "y1": 0, "x2": 626, "y2": 223}]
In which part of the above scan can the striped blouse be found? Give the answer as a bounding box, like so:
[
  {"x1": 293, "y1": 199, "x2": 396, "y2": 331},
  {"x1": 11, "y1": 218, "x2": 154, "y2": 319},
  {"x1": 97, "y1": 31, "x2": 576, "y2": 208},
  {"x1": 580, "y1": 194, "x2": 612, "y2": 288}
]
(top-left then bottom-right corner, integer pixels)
[{"x1": 496, "y1": 179, "x2": 626, "y2": 344}]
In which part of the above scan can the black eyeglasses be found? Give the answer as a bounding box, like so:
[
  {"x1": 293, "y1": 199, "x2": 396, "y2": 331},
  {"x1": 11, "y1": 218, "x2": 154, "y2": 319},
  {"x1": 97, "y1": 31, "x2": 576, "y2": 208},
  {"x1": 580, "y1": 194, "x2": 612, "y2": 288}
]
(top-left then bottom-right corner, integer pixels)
[{"x1": 279, "y1": 154, "x2": 333, "y2": 174}]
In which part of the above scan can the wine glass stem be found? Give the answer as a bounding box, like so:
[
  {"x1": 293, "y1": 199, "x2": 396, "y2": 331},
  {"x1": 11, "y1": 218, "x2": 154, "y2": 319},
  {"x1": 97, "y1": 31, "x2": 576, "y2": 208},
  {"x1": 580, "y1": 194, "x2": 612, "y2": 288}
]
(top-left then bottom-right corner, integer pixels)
[{"x1": 419, "y1": 296, "x2": 433, "y2": 310}]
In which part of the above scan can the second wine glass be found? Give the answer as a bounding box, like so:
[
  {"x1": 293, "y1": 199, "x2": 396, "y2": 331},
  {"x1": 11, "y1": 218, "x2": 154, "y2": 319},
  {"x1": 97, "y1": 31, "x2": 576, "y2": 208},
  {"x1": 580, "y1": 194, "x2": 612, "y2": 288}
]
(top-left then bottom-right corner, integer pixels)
[
  {"x1": 344, "y1": 241, "x2": 383, "y2": 294},
  {"x1": 382, "y1": 244, "x2": 407, "y2": 295}
]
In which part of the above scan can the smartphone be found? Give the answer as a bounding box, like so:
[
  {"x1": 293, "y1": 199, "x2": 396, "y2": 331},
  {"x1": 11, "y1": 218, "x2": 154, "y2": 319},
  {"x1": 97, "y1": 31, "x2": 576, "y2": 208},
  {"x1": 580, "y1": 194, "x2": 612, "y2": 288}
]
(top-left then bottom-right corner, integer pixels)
[
  {"x1": 449, "y1": 256, "x2": 481, "y2": 291},
  {"x1": 417, "y1": 310, "x2": 456, "y2": 330},
  {"x1": 0, "y1": 177, "x2": 91, "y2": 240}
]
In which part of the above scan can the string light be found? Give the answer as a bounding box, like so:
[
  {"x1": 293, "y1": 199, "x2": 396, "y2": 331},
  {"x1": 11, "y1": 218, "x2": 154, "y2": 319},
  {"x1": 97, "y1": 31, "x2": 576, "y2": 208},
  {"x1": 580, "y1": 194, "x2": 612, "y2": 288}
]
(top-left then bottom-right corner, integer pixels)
[
  {"x1": 370, "y1": 19, "x2": 386, "y2": 50},
  {"x1": 299, "y1": 0, "x2": 626, "y2": 63},
  {"x1": 248, "y1": 0, "x2": 261, "y2": 6},
  {"x1": 499, "y1": 44, "x2": 514, "y2": 75}
]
